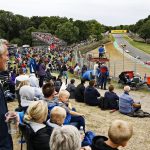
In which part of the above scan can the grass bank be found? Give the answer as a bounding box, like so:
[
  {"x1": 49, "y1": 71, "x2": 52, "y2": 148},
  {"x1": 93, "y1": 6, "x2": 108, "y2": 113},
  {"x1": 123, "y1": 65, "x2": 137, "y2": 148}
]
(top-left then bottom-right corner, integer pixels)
[
  {"x1": 79, "y1": 36, "x2": 111, "y2": 54},
  {"x1": 124, "y1": 35, "x2": 150, "y2": 54}
]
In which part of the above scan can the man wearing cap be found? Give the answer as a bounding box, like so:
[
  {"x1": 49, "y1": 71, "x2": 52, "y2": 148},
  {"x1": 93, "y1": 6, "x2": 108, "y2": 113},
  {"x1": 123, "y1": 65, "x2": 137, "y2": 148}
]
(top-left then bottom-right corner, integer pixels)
[{"x1": 0, "y1": 39, "x2": 13, "y2": 149}]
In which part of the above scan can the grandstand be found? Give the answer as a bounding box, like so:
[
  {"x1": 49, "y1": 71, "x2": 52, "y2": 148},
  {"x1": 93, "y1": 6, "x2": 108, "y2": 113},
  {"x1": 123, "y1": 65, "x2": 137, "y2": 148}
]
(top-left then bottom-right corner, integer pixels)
[{"x1": 31, "y1": 32, "x2": 67, "y2": 47}]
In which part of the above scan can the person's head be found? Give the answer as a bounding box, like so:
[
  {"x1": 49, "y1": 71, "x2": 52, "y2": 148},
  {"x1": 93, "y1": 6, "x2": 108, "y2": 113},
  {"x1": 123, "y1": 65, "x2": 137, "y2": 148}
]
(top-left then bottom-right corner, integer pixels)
[
  {"x1": 24, "y1": 100, "x2": 48, "y2": 123},
  {"x1": 42, "y1": 82, "x2": 55, "y2": 98},
  {"x1": 50, "y1": 106, "x2": 66, "y2": 126},
  {"x1": 124, "y1": 86, "x2": 130, "y2": 93},
  {"x1": 81, "y1": 78, "x2": 86, "y2": 84},
  {"x1": 0, "y1": 39, "x2": 9, "y2": 71},
  {"x1": 18, "y1": 68, "x2": 24, "y2": 75},
  {"x1": 59, "y1": 90, "x2": 70, "y2": 103},
  {"x1": 109, "y1": 85, "x2": 114, "y2": 92},
  {"x1": 108, "y1": 120, "x2": 133, "y2": 147},
  {"x1": 89, "y1": 80, "x2": 96, "y2": 87},
  {"x1": 70, "y1": 79, "x2": 75, "y2": 84},
  {"x1": 50, "y1": 125, "x2": 81, "y2": 150}
]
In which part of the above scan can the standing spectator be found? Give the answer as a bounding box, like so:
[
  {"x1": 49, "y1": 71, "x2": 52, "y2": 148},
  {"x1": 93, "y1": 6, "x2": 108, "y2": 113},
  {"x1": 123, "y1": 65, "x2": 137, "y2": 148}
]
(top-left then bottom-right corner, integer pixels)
[
  {"x1": 0, "y1": 39, "x2": 13, "y2": 150},
  {"x1": 29, "y1": 54, "x2": 37, "y2": 74},
  {"x1": 81, "y1": 65, "x2": 87, "y2": 76},
  {"x1": 84, "y1": 80, "x2": 101, "y2": 106},
  {"x1": 61, "y1": 62, "x2": 68, "y2": 85},
  {"x1": 98, "y1": 45, "x2": 105, "y2": 58},
  {"x1": 99, "y1": 64, "x2": 109, "y2": 90},
  {"x1": 75, "y1": 78, "x2": 86, "y2": 103},
  {"x1": 37, "y1": 58, "x2": 46, "y2": 87}
]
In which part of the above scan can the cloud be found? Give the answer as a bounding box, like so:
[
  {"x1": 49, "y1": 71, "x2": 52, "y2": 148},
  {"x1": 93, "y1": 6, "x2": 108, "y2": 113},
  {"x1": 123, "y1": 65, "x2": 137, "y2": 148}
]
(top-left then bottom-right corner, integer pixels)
[{"x1": 0, "y1": 0, "x2": 150, "y2": 26}]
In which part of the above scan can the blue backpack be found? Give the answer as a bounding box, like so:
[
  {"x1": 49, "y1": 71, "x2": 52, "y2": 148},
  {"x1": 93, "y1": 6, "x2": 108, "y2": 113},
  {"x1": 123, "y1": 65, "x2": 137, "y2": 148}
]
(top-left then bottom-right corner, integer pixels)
[{"x1": 82, "y1": 131, "x2": 96, "y2": 146}]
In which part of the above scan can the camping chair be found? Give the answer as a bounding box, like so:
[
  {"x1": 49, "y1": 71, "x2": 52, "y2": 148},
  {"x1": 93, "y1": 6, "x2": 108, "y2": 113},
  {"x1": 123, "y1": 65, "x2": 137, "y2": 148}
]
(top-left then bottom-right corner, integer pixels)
[
  {"x1": 130, "y1": 77, "x2": 145, "y2": 90},
  {"x1": 18, "y1": 112, "x2": 34, "y2": 150},
  {"x1": 147, "y1": 77, "x2": 150, "y2": 88}
]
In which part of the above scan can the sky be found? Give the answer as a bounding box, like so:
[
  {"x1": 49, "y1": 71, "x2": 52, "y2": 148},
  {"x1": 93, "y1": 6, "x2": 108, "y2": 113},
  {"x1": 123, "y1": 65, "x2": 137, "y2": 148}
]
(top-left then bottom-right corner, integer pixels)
[{"x1": 0, "y1": 0, "x2": 150, "y2": 26}]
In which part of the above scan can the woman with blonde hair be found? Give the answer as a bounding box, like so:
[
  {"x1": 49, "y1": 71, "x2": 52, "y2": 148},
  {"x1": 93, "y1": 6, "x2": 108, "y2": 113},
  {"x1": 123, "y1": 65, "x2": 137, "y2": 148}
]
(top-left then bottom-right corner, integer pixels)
[{"x1": 24, "y1": 100, "x2": 50, "y2": 150}]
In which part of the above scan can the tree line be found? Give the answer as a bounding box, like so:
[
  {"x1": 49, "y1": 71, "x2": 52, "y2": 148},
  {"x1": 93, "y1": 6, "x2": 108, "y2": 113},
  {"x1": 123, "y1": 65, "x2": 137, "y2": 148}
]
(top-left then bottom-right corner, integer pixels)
[
  {"x1": 0, "y1": 10, "x2": 106, "y2": 46},
  {"x1": 111, "y1": 15, "x2": 150, "y2": 43}
]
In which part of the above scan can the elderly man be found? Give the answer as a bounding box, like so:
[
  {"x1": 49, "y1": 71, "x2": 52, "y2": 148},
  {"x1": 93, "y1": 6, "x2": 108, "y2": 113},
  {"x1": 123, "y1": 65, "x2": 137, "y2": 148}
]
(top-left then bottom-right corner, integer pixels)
[
  {"x1": 0, "y1": 39, "x2": 13, "y2": 149},
  {"x1": 119, "y1": 86, "x2": 150, "y2": 117}
]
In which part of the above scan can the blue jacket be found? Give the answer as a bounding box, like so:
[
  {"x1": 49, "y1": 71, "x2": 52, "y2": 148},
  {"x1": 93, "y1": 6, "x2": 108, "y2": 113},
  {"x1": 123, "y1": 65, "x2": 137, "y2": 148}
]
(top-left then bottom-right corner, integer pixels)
[
  {"x1": 119, "y1": 93, "x2": 134, "y2": 114},
  {"x1": 0, "y1": 84, "x2": 13, "y2": 150},
  {"x1": 84, "y1": 86, "x2": 100, "y2": 106},
  {"x1": 29, "y1": 58, "x2": 37, "y2": 73}
]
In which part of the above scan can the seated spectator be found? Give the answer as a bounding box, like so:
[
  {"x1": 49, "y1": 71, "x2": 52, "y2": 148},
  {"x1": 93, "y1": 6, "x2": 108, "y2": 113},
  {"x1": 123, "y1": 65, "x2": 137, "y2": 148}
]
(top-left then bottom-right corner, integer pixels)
[
  {"x1": 19, "y1": 81, "x2": 39, "y2": 112},
  {"x1": 91, "y1": 120, "x2": 133, "y2": 150},
  {"x1": 66, "y1": 79, "x2": 76, "y2": 99},
  {"x1": 75, "y1": 78, "x2": 86, "y2": 102},
  {"x1": 46, "y1": 106, "x2": 66, "y2": 135},
  {"x1": 58, "y1": 90, "x2": 85, "y2": 130},
  {"x1": 84, "y1": 80, "x2": 101, "y2": 106},
  {"x1": 15, "y1": 68, "x2": 29, "y2": 111},
  {"x1": 42, "y1": 82, "x2": 57, "y2": 105},
  {"x1": 24, "y1": 100, "x2": 50, "y2": 150},
  {"x1": 29, "y1": 73, "x2": 39, "y2": 87},
  {"x1": 50, "y1": 125, "x2": 91, "y2": 150},
  {"x1": 104, "y1": 85, "x2": 119, "y2": 111},
  {"x1": 119, "y1": 86, "x2": 150, "y2": 117}
]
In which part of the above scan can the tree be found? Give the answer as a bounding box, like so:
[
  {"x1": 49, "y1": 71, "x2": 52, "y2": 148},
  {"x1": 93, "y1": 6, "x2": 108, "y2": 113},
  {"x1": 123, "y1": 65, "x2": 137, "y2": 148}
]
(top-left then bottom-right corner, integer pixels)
[
  {"x1": 138, "y1": 20, "x2": 150, "y2": 43},
  {"x1": 86, "y1": 20, "x2": 103, "y2": 41},
  {"x1": 55, "y1": 21, "x2": 79, "y2": 44},
  {"x1": 73, "y1": 20, "x2": 90, "y2": 41},
  {"x1": 38, "y1": 23, "x2": 49, "y2": 32}
]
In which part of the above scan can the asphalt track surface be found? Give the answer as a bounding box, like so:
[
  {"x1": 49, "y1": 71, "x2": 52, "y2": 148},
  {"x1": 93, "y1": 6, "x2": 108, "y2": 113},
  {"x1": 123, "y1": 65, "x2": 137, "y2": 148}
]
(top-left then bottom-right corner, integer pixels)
[{"x1": 113, "y1": 34, "x2": 150, "y2": 62}]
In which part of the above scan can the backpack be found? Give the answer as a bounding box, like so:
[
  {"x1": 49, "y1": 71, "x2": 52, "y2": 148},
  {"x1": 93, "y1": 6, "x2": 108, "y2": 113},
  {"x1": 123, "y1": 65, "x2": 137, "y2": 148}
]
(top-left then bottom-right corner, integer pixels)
[{"x1": 82, "y1": 131, "x2": 96, "y2": 146}]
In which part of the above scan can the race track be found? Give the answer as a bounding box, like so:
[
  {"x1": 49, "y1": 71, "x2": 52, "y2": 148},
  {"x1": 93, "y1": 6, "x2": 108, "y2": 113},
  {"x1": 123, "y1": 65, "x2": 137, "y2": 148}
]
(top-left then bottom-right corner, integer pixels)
[{"x1": 113, "y1": 34, "x2": 150, "y2": 62}]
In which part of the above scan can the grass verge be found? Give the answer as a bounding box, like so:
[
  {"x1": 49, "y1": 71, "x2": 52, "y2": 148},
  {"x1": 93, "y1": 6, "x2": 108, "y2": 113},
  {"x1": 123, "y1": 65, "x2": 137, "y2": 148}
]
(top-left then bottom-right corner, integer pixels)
[{"x1": 124, "y1": 35, "x2": 150, "y2": 54}]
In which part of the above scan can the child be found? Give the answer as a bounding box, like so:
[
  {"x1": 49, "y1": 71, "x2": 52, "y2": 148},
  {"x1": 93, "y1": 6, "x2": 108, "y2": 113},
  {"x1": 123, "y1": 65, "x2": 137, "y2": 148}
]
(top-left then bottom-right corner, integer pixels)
[
  {"x1": 91, "y1": 120, "x2": 133, "y2": 150},
  {"x1": 58, "y1": 90, "x2": 85, "y2": 131}
]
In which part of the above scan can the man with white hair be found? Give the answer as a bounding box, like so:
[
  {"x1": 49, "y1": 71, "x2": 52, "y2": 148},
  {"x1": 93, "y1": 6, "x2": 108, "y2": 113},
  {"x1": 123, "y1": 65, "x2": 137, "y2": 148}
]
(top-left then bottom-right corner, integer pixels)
[
  {"x1": 0, "y1": 39, "x2": 13, "y2": 149},
  {"x1": 119, "y1": 86, "x2": 150, "y2": 117}
]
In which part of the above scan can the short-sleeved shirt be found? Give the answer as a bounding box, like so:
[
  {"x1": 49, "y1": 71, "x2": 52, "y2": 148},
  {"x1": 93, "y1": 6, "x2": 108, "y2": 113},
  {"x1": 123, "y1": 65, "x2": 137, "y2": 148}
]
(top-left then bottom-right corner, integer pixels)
[{"x1": 119, "y1": 93, "x2": 134, "y2": 114}]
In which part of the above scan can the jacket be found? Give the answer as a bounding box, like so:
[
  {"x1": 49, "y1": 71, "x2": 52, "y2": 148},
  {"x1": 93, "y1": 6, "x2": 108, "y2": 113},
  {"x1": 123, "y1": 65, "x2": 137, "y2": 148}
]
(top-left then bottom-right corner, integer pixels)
[
  {"x1": 66, "y1": 83, "x2": 76, "y2": 99},
  {"x1": 38, "y1": 63, "x2": 46, "y2": 76},
  {"x1": 28, "y1": 122, "x2": 51, "y2": 150},
  {"x1": 91, "y1": 136, "x2": 118, "y2": 150},
  {"x1": 104, "y1": 91, "x2": 119, "y2": 110},
  {"x1": 0, "y1": 84, "x2": 13, "y2": 150},
  {"x1": 75, "y1": 84, "x2": 85, "y2": 102},
  {"x1": 84, "y1": 86, "x2": 100, "y2": 106}
]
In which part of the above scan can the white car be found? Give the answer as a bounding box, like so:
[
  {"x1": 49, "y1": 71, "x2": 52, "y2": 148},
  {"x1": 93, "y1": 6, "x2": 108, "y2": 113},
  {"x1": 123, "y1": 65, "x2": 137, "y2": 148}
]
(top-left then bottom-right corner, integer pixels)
[
  {"x1": 124, "y1": 49, "x2": 129, "y2": 53},
  {"x1": 135, "y1": 56, "x2": 141, "y2": 59}
]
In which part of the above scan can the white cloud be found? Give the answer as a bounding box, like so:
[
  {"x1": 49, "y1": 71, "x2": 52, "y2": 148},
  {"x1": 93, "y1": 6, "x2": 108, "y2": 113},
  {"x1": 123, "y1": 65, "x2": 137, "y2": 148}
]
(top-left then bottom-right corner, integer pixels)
[{"x1": 0, "y1": 0, "x2": 150, "y2": 26}]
